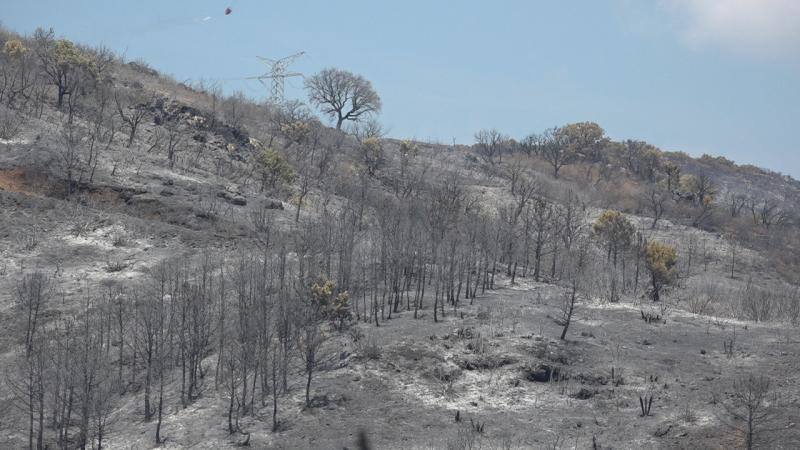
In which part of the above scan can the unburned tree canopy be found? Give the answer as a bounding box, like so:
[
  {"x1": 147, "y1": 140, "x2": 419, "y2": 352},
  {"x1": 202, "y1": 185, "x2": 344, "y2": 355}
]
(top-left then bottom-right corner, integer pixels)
[
  {"x1": 645, "y1": 241, "x2": 677, "y2": 301},
  {"x1": 664, "y1": 161, "x2": 681, "y2": 191},
  {"x1": 557, "y1": 122, "x2": 607, "y2": 163},
  {"x1": 257, "y1": 147, "x2": 295, "y2": 192},
  {"x1": 359, "y1": 137, "x2": 384, "y2": 177},
  {"x1": 3, "y1": 39, "x2": 28, "y2": 58},
  {"x1": 398, "y1": 140, "x2": 419, "y2": 161},
  {"x1": 623, "y1": 139, "x2": 662, "y2": 182},
  {"x1": 33, "y1": 28, "x2": 97, "y2": 108},
  {"x1": 305, "y1": 68, "x2": 381, "y2": 130},
  {"x1": 680, "y1": 172, "x2": 716, "y2": 204},
  {"x1": 280, "y1": 120, "x2": 312, "y2": 147},
  {"x1": 310, "y1": 278, "x2": 351, "y2": 329}
]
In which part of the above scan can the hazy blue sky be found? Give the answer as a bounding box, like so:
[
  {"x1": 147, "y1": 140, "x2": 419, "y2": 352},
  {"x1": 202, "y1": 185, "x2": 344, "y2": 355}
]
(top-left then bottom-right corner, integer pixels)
[{"x1": 4, "y1": 0, "x2": 800, "y2": 177}]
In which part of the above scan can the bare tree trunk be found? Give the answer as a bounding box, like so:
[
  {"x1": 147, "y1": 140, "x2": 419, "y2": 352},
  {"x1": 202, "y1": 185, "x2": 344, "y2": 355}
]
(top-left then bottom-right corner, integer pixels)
[
  {"x1": 304, "y1": 368, "x2": 313, "y2": 408},
  {"x1": 155, "y1": 369, "x2": 165, "y2": 444},
  {"x1": 144, "y1": 353, "x2": 152, "y2": 421},
  {"x1": 560, "y1": 287, "x2": 577, "y2": 340}
]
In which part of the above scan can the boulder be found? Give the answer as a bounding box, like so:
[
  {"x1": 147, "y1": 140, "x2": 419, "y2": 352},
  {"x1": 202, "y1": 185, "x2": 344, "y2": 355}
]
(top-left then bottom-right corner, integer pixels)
[
  {"x1": 216, "y1": 191, "x2": 247, "y2": 206},
  {"x1": 525, "y1": 364, "x2": 562, "y2": 383}
]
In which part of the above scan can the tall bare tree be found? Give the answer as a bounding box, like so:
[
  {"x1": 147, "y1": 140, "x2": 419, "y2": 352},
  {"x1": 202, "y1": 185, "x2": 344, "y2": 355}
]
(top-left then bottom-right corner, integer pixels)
[
  {"x1": 56, "y1": 120, "x2": 87, "y2": 196},
  {"x1": 716, "y1": 374, "x2": 779, "y2": 450},
  {"x1": 474, "y1": 129, "x2": 506, "y2": 165},
  {"x1": 557, "y1": 237, "x2": 590, "y2": 340},
  {"x1": 15, "y1": 272, "x2": 52, "y2": 355},
  {"x1": 114, "y1": 87, "x2": 152, "y2": 147},
  {"x1": 33, "y1": 28, "x2": 96, "y2": 110},
  {"x1": 0, "y1": 38, "x2": 37, "y2": 109},
  {"x1": 644, "y1": 188, "x2": 668, "y2": 229},
  {"x1": 305, "y1": 68, "x2": 381, "y2": 130},
  {"x1": 529, "y1": 127, "x2": 572, "y2": 179}
]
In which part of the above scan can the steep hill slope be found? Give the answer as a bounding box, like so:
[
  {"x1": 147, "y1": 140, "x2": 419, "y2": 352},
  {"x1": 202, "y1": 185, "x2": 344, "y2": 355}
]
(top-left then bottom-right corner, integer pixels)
[{"x1": 1, "y1": 27, "x2": 799, "y2": 449}]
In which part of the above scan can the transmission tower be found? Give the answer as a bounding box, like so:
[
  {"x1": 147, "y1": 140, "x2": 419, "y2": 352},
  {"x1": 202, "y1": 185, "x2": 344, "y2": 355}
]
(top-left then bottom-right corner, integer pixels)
[{"x1": 246, "y1": 51, "x2": 305, "y2": 104}]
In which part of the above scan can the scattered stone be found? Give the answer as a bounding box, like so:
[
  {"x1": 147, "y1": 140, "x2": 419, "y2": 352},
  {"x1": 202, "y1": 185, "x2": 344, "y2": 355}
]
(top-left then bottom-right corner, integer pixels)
[
  {"x1": 263, "y1": 199, "x2": 283, "y2": 210},
  {"x1": 571, "y1": 388, "x2": 595, "y2": 400},
  {"x1": 654, "y1": 423, "x2": 673, "y2": 437},
  {"x1": 455, "y1": 327, "x2": 475, "y2": 339},
  {"x1": 216, "y1": 191, "x2": 247, "y2": 206},
  {"x1": 525, "y1": 364, "x2": 563, "y2": 383},
  {"x1": 112, "y1": 186, "x2": 148, "y2": 202},
  {"x1": 456, "y1": 355, "x2": 516, "y2": 371},
  {"x1": 575, "y1": 373, "x2": 608, "y2": 386},
  {"x1": 308, "y1": 395, "x2": 329, "y2": 408}
]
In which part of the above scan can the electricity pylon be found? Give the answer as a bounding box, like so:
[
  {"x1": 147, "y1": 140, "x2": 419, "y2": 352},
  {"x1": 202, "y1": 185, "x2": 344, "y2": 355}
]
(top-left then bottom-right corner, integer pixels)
[{"x1": 246, "y1": 51, "x2": 305, "y2": 104}]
